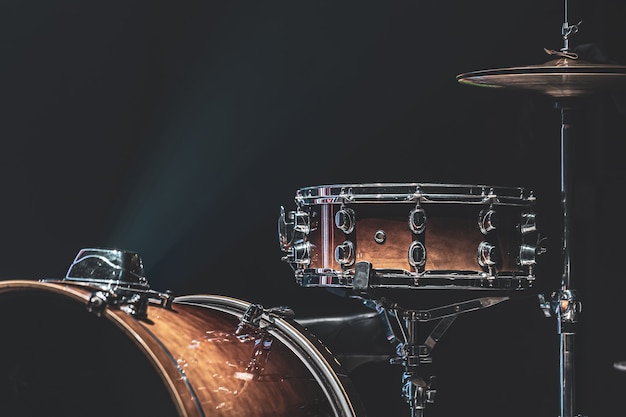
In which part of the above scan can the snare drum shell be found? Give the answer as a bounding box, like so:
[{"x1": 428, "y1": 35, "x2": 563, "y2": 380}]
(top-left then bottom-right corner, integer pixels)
[
  {"x1": 307, "y1": 202, "x2": 523, "y2": 274},
  {"x1": 0, "y1": 280, "x2": 365, "y2": 417}
]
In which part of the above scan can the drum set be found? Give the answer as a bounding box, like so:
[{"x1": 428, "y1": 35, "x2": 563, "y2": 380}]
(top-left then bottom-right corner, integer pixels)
[{"x1": 1, "y1": 2, "x2": 625, "y2": 417}]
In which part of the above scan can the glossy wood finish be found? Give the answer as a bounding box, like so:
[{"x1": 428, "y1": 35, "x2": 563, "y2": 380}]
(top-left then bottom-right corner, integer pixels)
[
  {"x1": 0, "y1": 280, "x2": 363, "y2": 417},
  {"x1": 307, "y1": 203, "x2": 523, "y2": 274}
]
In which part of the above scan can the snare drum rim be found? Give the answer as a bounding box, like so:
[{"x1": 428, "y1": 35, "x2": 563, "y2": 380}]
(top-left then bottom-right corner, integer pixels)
[
  {"x1": 0, "y1": 280, "x2": 203, "y2": 417},
  {"x1": 295, "y1": 182, "x2": 532, "y2": 206},
  {"x1": 174, "y1": 294, "x2": 366, "y2": 417}
]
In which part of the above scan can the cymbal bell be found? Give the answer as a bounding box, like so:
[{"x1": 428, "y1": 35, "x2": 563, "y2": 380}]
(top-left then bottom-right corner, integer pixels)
[{"x1": 457, "y1": 56, "x2": 626, "y2": 98}]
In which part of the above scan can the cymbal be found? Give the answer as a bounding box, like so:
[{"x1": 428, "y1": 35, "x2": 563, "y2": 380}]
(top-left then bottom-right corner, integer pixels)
[{"x1": 457, "y1": 56, "x2": 626, "y2": 98}]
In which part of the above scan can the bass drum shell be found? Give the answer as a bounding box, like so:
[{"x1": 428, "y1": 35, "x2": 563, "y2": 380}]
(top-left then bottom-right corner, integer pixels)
[{"x1": 0, "y1": 280, "x2": 366, "y2": 417}]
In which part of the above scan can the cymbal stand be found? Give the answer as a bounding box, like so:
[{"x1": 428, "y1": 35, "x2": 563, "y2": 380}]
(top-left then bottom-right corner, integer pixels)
[
  {"x1": 542, "y1": 99, "x2": 583, "y2": 417},
  {"x1": 550, "y1": 3, "x2": 583, "y2": 416},
  {"x1": 370, "y1": 296, "x2": 509, "y2": 417}
]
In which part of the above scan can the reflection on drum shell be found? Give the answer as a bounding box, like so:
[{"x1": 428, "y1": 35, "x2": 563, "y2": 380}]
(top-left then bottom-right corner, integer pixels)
[{"x1": 307, "y1": 203, "x2": 523, "y2": 274}]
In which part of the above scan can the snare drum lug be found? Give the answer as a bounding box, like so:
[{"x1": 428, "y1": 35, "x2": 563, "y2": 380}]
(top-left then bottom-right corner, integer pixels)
[
  {"x1": 520, "y1": 212, "x2": 538, "y2": 235},
  {"x1": 477, "y1": 241, "x2": 499, "y2": 269},
  {"x1": 478, "y1": 209, "x2": 498, "y2": 235},
  {"x1": 278, "y1": 207, "x2": 310, "y2": 251},
  {"x1": 334, "y1": 207, "x2": 355, "y2": 234},
  {"x1": 409, "y1": 207, "x2": 427, "y2": 234},
  {"x1": 408, "y1": 241, "x2": 427, "y2": 269},
  {"x1": 283, "y1": 241, "x2": 311, "y2": 266},
  {"x1": 335, "y1": 241, "x2": 355, "y2": 266}
]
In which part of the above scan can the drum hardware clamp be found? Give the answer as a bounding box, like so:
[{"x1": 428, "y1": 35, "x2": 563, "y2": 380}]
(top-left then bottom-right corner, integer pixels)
[
  {"x1": 363, "y1": 295, "x2": 510, "y2": 417},
  {"x1": 42, "y1": 278, "x2": 175, "y2": 319},
  {"x1": 236, "y1": 303, "x2": 296, "y2": 334},
  {"x1": 234, "y1": 303, "x2": 296, "y2": 381}
]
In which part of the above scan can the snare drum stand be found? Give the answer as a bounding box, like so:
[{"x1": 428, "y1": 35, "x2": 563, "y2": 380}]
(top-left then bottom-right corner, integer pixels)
[{"x1": 370, "y1": 295, "x2": 509, "y2": 417}]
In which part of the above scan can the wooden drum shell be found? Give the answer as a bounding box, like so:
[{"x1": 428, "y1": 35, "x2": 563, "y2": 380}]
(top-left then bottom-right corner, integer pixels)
[{"x1": 0, "y1": 280, "x2": 364, "y2": 417}]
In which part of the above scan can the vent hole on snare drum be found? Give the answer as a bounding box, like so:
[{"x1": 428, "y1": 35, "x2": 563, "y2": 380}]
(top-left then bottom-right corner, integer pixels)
[{"x1": 374, "y1": 230, "x2": 386, "y2": 244}]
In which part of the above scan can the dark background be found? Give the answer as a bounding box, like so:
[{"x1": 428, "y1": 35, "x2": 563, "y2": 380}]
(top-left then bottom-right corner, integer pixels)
[{"x1": 2, "y1": 1, "x2": 626, "y2": 416}]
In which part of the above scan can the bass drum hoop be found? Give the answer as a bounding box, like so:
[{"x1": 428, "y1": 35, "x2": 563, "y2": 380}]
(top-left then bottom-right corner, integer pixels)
[{"x1": 174, "y1": 294, "x2": 364, "y2": 417}]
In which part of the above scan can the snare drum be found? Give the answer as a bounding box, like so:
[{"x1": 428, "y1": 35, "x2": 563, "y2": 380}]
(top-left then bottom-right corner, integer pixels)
[
  {"x1": 0, "y1": 279, "x2": 365, "y2": 417},
  {"x1": 278, "y1": 183, "x2": 543, "y2": 291}
]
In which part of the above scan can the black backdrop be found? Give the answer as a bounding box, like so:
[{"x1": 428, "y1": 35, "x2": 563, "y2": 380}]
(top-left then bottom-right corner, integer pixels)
[{"x1": 2, "y1": 1, "x2": 626, "y2": 416}]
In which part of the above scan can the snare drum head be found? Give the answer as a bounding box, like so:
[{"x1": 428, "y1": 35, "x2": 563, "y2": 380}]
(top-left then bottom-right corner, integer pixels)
[{"x1": 0, "y1": 280, "x2": 365, "y2": 417}]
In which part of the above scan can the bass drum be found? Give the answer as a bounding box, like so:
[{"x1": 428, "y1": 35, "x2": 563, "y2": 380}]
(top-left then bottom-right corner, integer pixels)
[{"x1": 0, "y1": 280, "x2": 366, "y2": 417}]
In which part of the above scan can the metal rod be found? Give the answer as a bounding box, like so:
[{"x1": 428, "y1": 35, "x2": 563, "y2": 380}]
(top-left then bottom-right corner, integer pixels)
[
  {"x1": 558, "y1": 102, "x2": 577, "y2": 417},
  {"x1": 560, "y1": 106, "x2": 572, "y2": 292}
]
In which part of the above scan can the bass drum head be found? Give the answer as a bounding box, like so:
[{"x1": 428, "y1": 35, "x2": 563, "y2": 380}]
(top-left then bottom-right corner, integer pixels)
[{"x1": 0, "y1": 281, "x2": 366, "y2": 417}]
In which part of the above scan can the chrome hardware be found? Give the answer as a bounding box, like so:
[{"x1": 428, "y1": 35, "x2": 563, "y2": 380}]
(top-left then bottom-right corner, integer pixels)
[
  {"x1": 265, "y1": 306, "x2": 296, "y2": 321},
  {"x1": 402, "y1": 374, "x2": 437, "y2": 414},
  {"x1": 282, "y1": 241, "x2": 311, "y2": 266},
  {"x1": 380, "y1": 297, "x2": 508, "y2": 417},
  {"x1": 65, "y1": 248, "x2": 147, "y2": 289},
  {"x1": 409, "y1": 207, "x2": 427, "y2": 234},
  {"x1": 551, "y1": 289, "x2": 582, "y2": 325},
  {"x1": 478, "y1": 209, "x2": 497, "y2": 235},
  {"x1": 236, "y1": 303, "x2": 265, "y2": 334},
  {"x1": 87, "y1": 291, "x2": 110, "y2": 317},
  {"x1": 477, "y1": 241, "x2": 498, "y2": 267},
  {"x1": 233, "y1": 304, "x2": 297, "y2": 381},
  {"x1": 374, "y1": 230, "x2": 386, "y2": 244},
  {"x1": 335, "y1": 241, "x2": 355, "y2": 266},
  {"x1": 519, "y1": 244, "x2": 538, "y2": 266},
  {"x1": 85, "y1": 289, "x2": 151, "y2": 319},
  {"x1": 120, "y1": 293, "x2": 150, "y2": 318},
  {"x1": 520, "y1": 212, "x2": 537, "y2": 235},
  {"x1": 338, "y1": 186, "x2": 354, "y2": 202},
  {"x1": 538, "y1": 294, "x2": 554, "y2": 318},
  {"x1": 408, "y1": 241, "x2": 427, "y2": 268},
  {"x1": 334, "y1": 207, "x2": 355, "y2": 234},
  {"x1": 278, "y1": 207, "x2": 310, "y2": 251}
]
